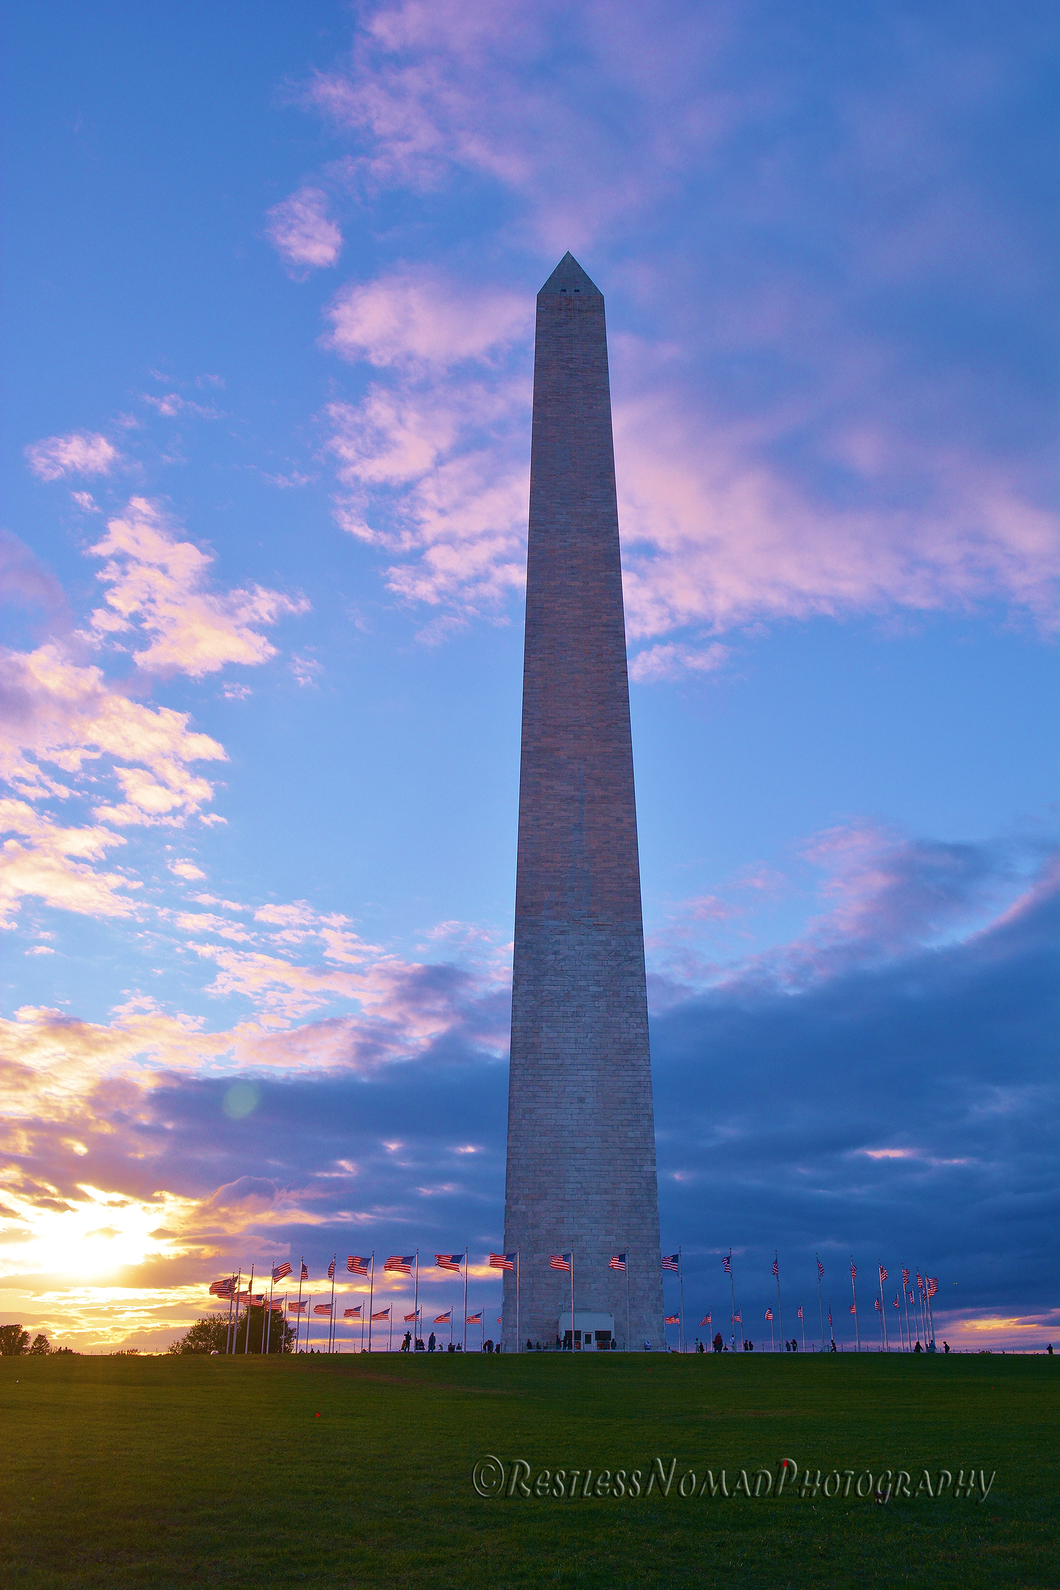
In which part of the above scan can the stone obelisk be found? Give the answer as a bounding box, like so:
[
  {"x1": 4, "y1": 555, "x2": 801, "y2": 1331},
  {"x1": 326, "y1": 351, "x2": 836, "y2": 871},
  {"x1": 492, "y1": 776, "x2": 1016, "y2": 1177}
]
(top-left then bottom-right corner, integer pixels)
[{"x1": 501, "y1": 253, "x2": 664, "y2": 1352}]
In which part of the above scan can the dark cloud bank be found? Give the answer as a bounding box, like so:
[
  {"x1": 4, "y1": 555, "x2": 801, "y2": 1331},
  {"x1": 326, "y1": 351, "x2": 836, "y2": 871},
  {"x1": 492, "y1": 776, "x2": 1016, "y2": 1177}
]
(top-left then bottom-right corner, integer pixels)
[{"x1": 109, "y1": 861, "x2": 1055, "y2": 1343}]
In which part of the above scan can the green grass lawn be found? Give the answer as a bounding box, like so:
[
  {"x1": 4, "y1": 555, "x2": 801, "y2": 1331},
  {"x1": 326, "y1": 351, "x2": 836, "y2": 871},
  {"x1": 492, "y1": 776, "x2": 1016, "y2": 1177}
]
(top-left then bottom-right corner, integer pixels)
[{"x1": 2, "y1": 1351, "x2": 1055, "y2": 1589}]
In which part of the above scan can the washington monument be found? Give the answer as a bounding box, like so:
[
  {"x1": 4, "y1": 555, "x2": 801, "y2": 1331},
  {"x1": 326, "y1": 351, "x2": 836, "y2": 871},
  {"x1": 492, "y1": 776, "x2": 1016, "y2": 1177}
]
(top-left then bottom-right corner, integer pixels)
[{"x1": 501, "y1": 253, "x2": 665, "y2": 1351}]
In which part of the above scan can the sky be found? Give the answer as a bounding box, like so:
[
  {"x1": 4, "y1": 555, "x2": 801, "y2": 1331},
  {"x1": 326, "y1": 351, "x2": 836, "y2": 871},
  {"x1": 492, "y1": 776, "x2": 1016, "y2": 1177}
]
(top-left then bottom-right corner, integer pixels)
[{"x1": 0, "y1": 0, "x2": 1056, "y2": 1353}]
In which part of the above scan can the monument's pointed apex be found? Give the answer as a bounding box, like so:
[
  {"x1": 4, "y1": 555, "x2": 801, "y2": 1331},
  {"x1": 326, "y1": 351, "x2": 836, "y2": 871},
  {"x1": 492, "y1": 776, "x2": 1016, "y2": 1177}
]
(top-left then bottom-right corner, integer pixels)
[{"x1": 539, "y1": 251, "x2": 601, "y2": 297}]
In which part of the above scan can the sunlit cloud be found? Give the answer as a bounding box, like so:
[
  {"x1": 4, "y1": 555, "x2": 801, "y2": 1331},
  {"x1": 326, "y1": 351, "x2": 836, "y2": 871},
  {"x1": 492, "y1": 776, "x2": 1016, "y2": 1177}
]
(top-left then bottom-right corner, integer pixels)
[
  {"x1": 87, "y1": 497, "x2": 309, "y2": 678},
  {"x1": 25, "y1": 431, "x2": 120, "y2": 482},
  {"x1": 267, "y1": 187, "x2": 343, "y2": 272}
]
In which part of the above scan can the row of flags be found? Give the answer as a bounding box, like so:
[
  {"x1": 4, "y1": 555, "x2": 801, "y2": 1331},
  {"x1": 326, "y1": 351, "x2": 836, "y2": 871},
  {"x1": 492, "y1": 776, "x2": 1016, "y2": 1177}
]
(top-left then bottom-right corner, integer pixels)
[{"x1": 209, "y1": 1248, "x2": 943, "y2": 1351}]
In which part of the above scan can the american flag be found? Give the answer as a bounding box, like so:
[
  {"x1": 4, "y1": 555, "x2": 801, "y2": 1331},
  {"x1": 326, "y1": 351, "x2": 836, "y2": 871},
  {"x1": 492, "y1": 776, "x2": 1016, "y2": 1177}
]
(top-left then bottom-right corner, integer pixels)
[
  {"x1": 817, "y1": 1258, "x2": 824, "y2": 1279},
  {"x1": 828, "y1": 1309, "x2": 833, "y2": 1326},
  {"x1": 926, "y1": 1277, "x2": 939, "y2": 1297},
  {"x1": 701, "y1": 1314, "x2": 711, "y2": 1326},
  {"x1": 288, "y1": 1299, "x2": 307, "y2": 1313},
  {"x1": 347, "y1": 1255, "x2": 369, "y2": 1275},
  {"x1": 300, "y1": 1262, "x2": 309, "y2": 1281},
  {"x1": 879, "y1": 1265, "x2": 888, "y2": 1283},
  {"x1": 314, "y1": 1303, "x2": 331, "y2": 1316},
  {"x1": 549, "y1": 1253, "x2": 571, "y2": 1272},
  {"x1": 850, "y1": 1261, "x2": 857, "y2": 1279},
  {"x1": 371, "y1": 1308, "x2": 390, "y2": 1321},
  {"x1": 849, "y1": 1303, "x2": 857, "y2": 1314},
  {"x1": 874, "y1": 1298, "x2": 882, "y2": 1312},
  {"x1": 489, "y1": 1252, "x2": 516, "y2": 1271},
  {"x1": 404, "y1": 1310, "x2": 420, "y2": 1322},
  {"x1": 765, "y1": 1308, "x2": 773, "y2": 1321},
  {"x1": 917, "y1": 1271, "x2": 924, "y2": 1290},
  {"x1": 907, "y1": 1289, "x2": 915, "y2": 1304},
  {"x1": 772, "y1": 1257, "x2": 779, "y2": 1277},
  {"x1": 665, "y1": 1314, "x2": 680, "y2": 1324},
  {"x1": 269, "y1": 1300, "x2": 284, "y2": 1312},
  {"x1": 271, "y1": 1263, "x2": 292, "y2": 1284},
  {"x1": 209, "y1": 1279, "x2": 234, "y2": 1297},
  {"x1": 797, "y1": 1306, "x2": 803, "y2": 1319},
  {"x1": 467, "y1": 1312, "x2": 482, "y2": 1325},
  {"x1": 609, "y1": 1253, "x2": 626, "y2": 1271},
  {"x1": 722, "y1": 1255, "x2": 732, "y2": 1275},
  {"x1": 327, "y1": 1260, "x2": 335, "y2": 1280},
  {"x1": 344, "y1": 1306, "x2": 362, "y2": 1319},
  {"x1": 434, "y1": 1311, "x2": 451, "y2": 1324},
  {"x1": 732, "y1": 1312, "x2": 742, "y2": 1323},
  {"x1": 902, "y1": 1268, "x2": 910, "y2": 1285},
  {"x1": 662, "y1": 1253, "x2": 680, "y2": 1273},
  {"x1": 385, "y1": 1255, "x2": 415, "y2": 1275},
  {"x1": 436, "y1": 1253, "x2": 463, "y2": 1272},
  {"x1": 893, "y1": 1294, "x2": 900, "y2": 1309}
]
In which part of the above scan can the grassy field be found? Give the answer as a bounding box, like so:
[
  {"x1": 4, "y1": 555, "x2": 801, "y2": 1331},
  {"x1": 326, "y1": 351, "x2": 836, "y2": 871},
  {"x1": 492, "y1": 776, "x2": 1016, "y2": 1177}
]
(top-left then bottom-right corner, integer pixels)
[{"x1": 2, "y1": 1350, "x2": 1055, "y2": 1589}]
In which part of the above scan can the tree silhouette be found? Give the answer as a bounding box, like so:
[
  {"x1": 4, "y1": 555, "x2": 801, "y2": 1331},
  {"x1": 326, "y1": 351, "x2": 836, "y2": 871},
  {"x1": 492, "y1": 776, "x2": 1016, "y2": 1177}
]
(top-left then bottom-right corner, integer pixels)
[
  {"x1": 0, "y1": 1325, "x2": 29, "y2": 1356},
  {"x1": 168, "y1": 1307, "x2": 296, "y2": 1355}
]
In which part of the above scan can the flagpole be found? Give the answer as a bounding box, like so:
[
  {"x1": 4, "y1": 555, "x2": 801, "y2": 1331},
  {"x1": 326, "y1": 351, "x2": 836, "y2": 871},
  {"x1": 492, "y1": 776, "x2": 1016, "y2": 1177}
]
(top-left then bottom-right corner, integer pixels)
[
  {"x1": 774, "y1": 1251, "x2": 783, "y2": 1350},
  {"x1": 728, "y1": 1251, "x2": 736, "y2": 1351},
  {"x1": 368, "y1": 1253, "x2": 375, "y2": 1353},
  {"x1": 295, "y1": 1257, "x2": 304, "y2": 1354},
  {"x1": 878, "y1": 1267, "x2": 887, "y2": 1352},
  {"x1": 388, "y1": 1307, "x2": 393, "y2": 1354},
  {"x1": 815, "y1": 1254, "x2": 825, "y2": 1353},
  {"x1": 570, "y1": 1248, "x2": 575, "y2": 1351},
  {"x1": 306, "y1": 1297, "x2": 313, "y2": 1352},
  {"x1": 801, "y1": 1306, "x2": 806, "y2": 1353},
  {"x1": 260, "y1": 1275, "x2": 272, "y2": 1354},
  {"x1": 516, "y1": 1250, "x2": 520, "y2": 1354},
  {"x1": 625, "y1": 1251, "x2": 630, "y2": 1354},
  {"x1": 243, "y1": 1265, "x2": 254, "y2": 1355},
  {"x1": 328, "y1": 1256, "x2": 337, "y2": 1353},
  {"x1": 413, "y1": 1250, "x2": 419, "y2": 1338},
  {"x1": 227, "y1": 1268, "x2": 240, "y2": 1353},
  {"x1": 902, "y1": 1270, "x2": 910, "y2": 1351},
  {"x1": 850, "y1": 1258, "x2": 860, "y2": 1351},
  {"x1": 678, "y1": 1248, "x2": 685, "y2": 1355},
  {"x1": 463, "y1": 1248, "x2": 468, "y2": 1353},
  {"x1": 768, "y1": 1309, "x2": 774, "y2": 1352}
]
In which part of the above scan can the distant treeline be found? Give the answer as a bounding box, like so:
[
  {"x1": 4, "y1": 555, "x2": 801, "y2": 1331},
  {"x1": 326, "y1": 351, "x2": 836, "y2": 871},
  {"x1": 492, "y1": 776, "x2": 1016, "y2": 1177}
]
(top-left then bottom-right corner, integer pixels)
[{"x1": 0, "y1": 1325, "x2": 73, "y2": 1356}]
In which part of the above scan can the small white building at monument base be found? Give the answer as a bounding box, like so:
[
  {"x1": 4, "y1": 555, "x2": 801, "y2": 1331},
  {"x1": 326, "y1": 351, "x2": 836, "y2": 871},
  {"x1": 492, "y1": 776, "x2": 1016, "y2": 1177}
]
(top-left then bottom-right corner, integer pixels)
[{"x1": 558, "y1": 1311, "x2": 616, "y2": 1350}]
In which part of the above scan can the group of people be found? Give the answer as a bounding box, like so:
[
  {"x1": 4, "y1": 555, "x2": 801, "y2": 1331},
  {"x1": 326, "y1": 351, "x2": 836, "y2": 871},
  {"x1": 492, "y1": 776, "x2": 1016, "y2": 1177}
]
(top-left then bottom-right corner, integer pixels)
[{"x1": 395, "y1": 1330, "x2": 502, "y2": 1353}]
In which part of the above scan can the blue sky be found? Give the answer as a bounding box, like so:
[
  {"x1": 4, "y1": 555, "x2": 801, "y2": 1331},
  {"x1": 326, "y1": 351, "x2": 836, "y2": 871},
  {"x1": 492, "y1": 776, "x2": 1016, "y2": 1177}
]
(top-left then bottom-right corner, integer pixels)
[{"x1": 0, "y1": 0, "x2": 1055, "y2": 1350}]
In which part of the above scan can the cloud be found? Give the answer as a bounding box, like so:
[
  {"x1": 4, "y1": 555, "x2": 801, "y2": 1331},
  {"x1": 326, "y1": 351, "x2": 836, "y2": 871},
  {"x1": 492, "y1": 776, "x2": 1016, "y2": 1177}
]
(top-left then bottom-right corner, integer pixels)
[
  {"x1": 0, "y1": 837, "x2": 1052, "y2": 1348},
  {"x1": 324, "y1": 267, "x2": 527, "y2": 369},
  {"x1": 649, "y1": 863, "x2": 1058, "y2": 1348},
  {"x1": 25, "y1": 431, "x2": 120, "y2": 482},
  {"x1": 266, "y1": 187, "x2": 343, "y2": 271},
  {"x1": 614, "y1": 384, "x2": 1058, "y2": 642},
  {"x1": 87, "y1": 497, "x2": 309, "y2": 677},
  {"x1": 0, "y1": 533, "x2": 69, "y2": 628},
  {"x1": 307, "y1": 2, "x2": 738, "y2": 252},
  {"x1": 628, "y1": 642, "x2": 730, "y2": 684},
  {"x1": 0, "y1": 800, "x2": 137, "y2": 925},
  {"x1": 0, "y1": 643, "x2": 224, "y2": 819},
  {"x1": 649, "y1": 825, "x2": 1050, "y2": 999},
  {"x1": 169, "y1": 860, "x2": 206, "y2": 881},
  {"x1": 140, "y1": 393, "x2": 221, "y2": 420},
  {"x1": 322, "y1": 270, "x2": 532, "y2": 620},
  {"x1": 296, "y1": 4, "x2": 1055, "y2": 638}
]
